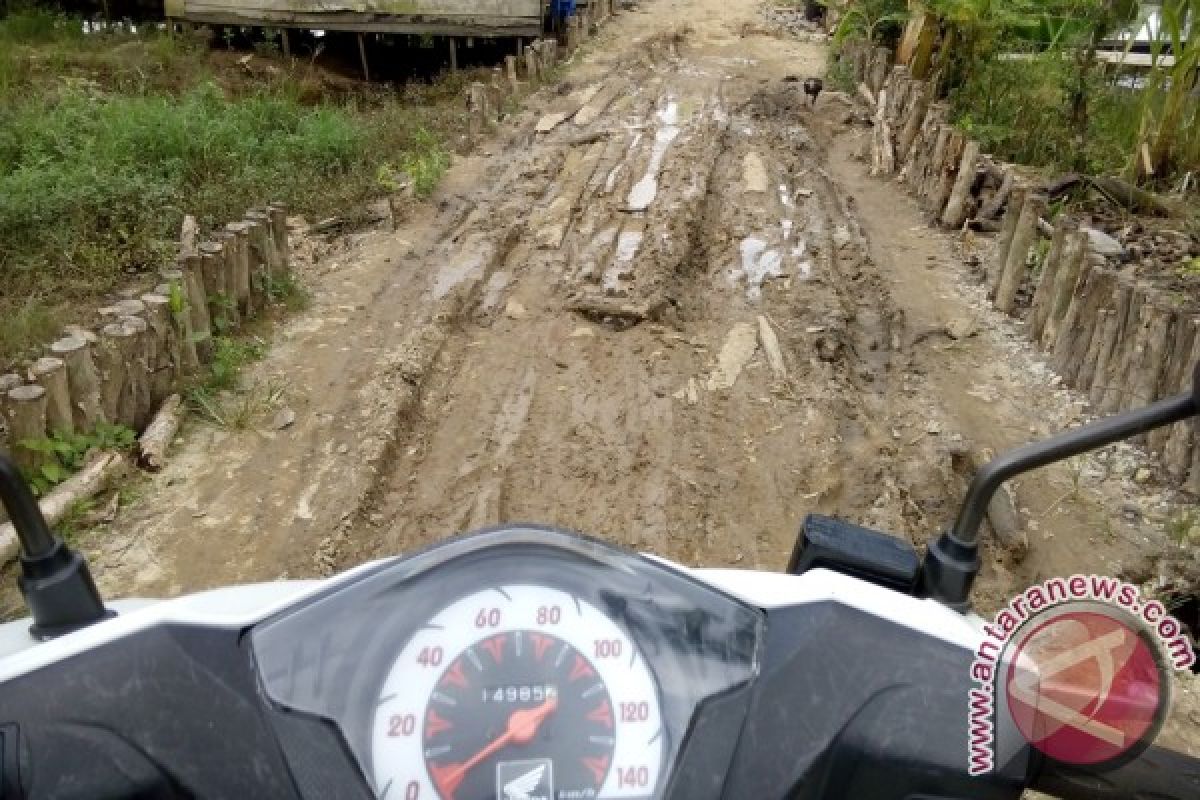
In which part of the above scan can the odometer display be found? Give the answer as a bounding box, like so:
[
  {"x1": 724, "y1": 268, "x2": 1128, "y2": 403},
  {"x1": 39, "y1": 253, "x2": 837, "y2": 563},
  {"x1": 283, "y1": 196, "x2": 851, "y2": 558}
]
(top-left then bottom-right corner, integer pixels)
[{"x1": 372, "y1": 585, "x2": 664, "y2": 800}]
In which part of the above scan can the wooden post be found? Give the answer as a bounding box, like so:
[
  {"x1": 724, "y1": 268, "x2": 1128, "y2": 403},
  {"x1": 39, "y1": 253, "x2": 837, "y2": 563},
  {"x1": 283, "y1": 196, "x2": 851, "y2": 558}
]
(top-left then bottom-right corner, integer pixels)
[
  {"x1": 568, "y1": 16, "x2": 581, "y2": 53},
  {"x1": 1126, "y1": 297, "x2": 1174, "y2": 410},
  {"x1": 448, "y1": 36, "x2": 458, "y2": 72},
  {"x1": 896, "y1": 82, "x2": 928, "y2": 163},
  {"x1": 1039, "y1": 230, "x2": 1087, "y2": 351},
  {"x1": 225, "y1": 221, "x2": 254, "y2": 316},
  {"x1": 1165, "y1": 320, "x2": 1200, "y2": 481},
  {"x1": 0, "y1": 373, "x2": 19, "y2": 457},
  {"x1": 993, "y1": 193, "x2": 1045, "y2": 312},
  {"x1": 357, "y1": 33, "x2": 371, "y2": 81},
  {"x1": 919, "y1": 125, "x2": 951, "y2": 209},
  {"x1": 505, "y1": 55, "x2": 519, "y2": 91},
  {"x1": 141, "y1": 293, "x2": 178, "y2": 405},
  {"x1": 1150, "y1": 314, "x2": 1197, "y2": 454},
  {"x1": 245, "y1": 209, "x2": 280, "y2": 280},
  {"x1": 281, "y1": 28, "x2": 291, "y2": 58},
  {"x1": 243, "y1": 213, "x2": 272, "y2": 305},
  {"x1": 1087, "y1": 309, "x2": 1121, "y2": 406},
  {"x1": 1052, "y1": 265, "x2": 1117, "y2": 386},
  {"x1": 97, "y1": 316, "x2": 147, "y2": 429},
  {"x1": 941, "y1": 139, "x2": 980, "y2": 229},
  {"x1": 29, "y1": 357, "x2": 73, "y2": 435},
  {"x1": 267, "y1": 203, "x2": 290, "y2": 276},
  {"x1": 180, "y1": 252, "x2": 212, "y2": 361},
  {"x1": 1077, "y1": 309, "x2": 1114, "y2": 391},
  {"x1": 2, "y1": 386, "x2": 49, "y2": 474},
  {"x1": 524, "y1": 44, "x2": 540, "y2": 83},
  {"x1": 868, "y1": 46, "x2": 890, "y2": 93},
  {"x1": 212, "y1": 232, "x2": 241, "y2": 329},
  {"x1": 930, "y1": 130, "x2": 965, "y2": 220},
  {"x1": 198, "y1": 242, "x2": 230, "y2": 334},
  {"x1": 1027, "y1": 215, "x2": 1074, "y2": 341},
  {"x1": 1098, "y1": 283, "x2": 1145, "y2": 413},
  {"x1": 50, "y1": 334, "x2": 105, "y2": 430}
]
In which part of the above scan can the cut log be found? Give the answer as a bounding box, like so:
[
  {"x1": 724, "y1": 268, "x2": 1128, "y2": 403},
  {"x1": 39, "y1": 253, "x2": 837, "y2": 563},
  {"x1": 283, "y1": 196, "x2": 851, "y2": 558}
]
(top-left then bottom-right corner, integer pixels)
[
  {"x1": 180, "y1": 214, "x2": 199, "y2": 257},
  {"x1": 993, "y1": 193, "x2": 1046, "y2": 313},
  {"x1": 1077, "y1": 309, "x2": 1113, "y2": 391},
  {"x1": 1040, "y1": 230, "x2": 1089, "y2": 351},
  {"x1": 868, "y1": 46, "x2": 890, "y2": 93},
  {"x1": 198, "y1": 241, "x2": 230, "y2": 334},
  {"x1": 224, "y1": 221, "x2": 253, "y2": 316},
  {"x1": 950, "y1": 445, "x2": 1028, "y2": 559},
  {"x1": 1099, "y1": 283, "x2": 1146, "y2": 414},
  {"x1": 96, "y1": 317, "x2": 147, "y2": 429},
  {"x1": 137, "y1": 393, "x2": 182, "y2": 472},
  {"x1": 523, "y1": 44, "x2": 540, "y2": 83},
  {"x1": 212, "y1": 233, "x2": 241, "y2": 329},
  {"x1": 180, "y1": 252, "x2": 212, "y2": 361},
  {"x1": 857, "y1": 82, "x2": 877, "y2": 109},
  {"x1": 243, "y1": 213, "x2": 273, "y2": 301},
  {"x1": 0, "y1": 450, "x2": 129, "y2": 562},
  {"x1": 2, "y1": 385, "x2": 49, "y2": 474},
  {"x1": 267, "y1": 203, "x2": 290, "y2": 275},
  {"x1": 49, "y1": 335, "x2": 105, "y2": 431},
  {"x1": 919, "y1": 124, "x2": 951, "y2": 208},
  {"x1": 941, "y1": 139, "x2": 981, "y2": 229},
  {"x1": 505, "y1": 55, "x2": 519, "y2": 91},
  {"x1": 1090, "y1": 175, "x2": 1178, "y2": 217},
  {"x1": 1027, "y1": 215, "x2": 1075, "y2": 341},
  {"x1": 930, "y1": 130, "x2": 965, "y2": 219},
  {"x1": 29, "y1": 357, "x2": 73, "y2": 435},
  {"x1": 1052, "y1": 264, "x2": 1117, "y2": 386},
  {"x1": 896, "y1": 82, "x2": 929, "y2": 163},
  {"x1": 140, "y1": 293, "x2": 178, "y2": 404},
  {"x1": 1150, "y1": 314, "x2": 1197, "y2": 455},
  {"x1": 1126, "y1": 298, "x2": 1174, "y2": 410},
  {"x1": 1087, "y1": 308, "x2": 1121, "y2": 406},
  {"x1": 978, "y1": 169, "x2": 1014, "y2": 221},
  {"x1": 1165, "y1": 320, "x2": 1200, "y2": 482}
]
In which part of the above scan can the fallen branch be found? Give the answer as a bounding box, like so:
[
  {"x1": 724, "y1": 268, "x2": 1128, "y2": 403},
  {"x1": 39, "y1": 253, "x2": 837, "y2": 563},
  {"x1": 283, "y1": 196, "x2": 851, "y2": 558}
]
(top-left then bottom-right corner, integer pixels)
[
  {"x1": 0, "y1": 450, "x2": 129, "y2": 564},
  {"x1": 1089, "y1": 175, "x2": 1178, "y2": 217},
  {"x1": 856, "y1": 82, "x2": 877, "y2": 110},
  {"x1": 137, "y1": 394, "x2": 183, "y2": 472}
]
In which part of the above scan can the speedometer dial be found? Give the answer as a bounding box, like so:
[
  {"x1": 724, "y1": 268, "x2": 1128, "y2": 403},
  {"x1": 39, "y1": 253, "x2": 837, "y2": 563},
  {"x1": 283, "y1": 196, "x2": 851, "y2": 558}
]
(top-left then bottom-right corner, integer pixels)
[{"x1": 372, "y1": 585, "x2": 664, "y2": 800}]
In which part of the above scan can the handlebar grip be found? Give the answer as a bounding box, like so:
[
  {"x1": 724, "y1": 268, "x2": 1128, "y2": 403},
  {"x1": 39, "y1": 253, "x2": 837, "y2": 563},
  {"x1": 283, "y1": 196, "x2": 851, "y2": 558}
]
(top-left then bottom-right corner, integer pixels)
[{"x1": 1032, "y1": 746, "x2": 1200, "y2": 800}]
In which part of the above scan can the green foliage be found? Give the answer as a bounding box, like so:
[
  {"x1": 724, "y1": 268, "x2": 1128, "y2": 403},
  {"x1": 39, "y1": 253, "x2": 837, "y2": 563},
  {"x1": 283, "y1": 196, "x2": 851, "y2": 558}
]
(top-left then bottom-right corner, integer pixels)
[
  {"x1": 0, "y1": 12, "x2": 459, "y2": 366},
  {"x1": 204, "y1": 335, "x2": 267, "y2": 391},
  {"x1": 829, "y1": 0, "x2": 909, "y2": 46},
  {"x1": 18, "y1": 422, "x2": 137, "y2": 496},
  {"x1": 266, "y1": 271, "x2": 312, "y2": 312},
  {"x1": 399, "y1": 127, "x2": 451, "y2": 198}
]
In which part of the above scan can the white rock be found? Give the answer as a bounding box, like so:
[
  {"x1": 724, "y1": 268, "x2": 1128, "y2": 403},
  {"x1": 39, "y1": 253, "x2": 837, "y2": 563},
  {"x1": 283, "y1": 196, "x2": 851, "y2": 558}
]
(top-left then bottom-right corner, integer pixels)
[
  {"x1": 505, "y1": 299, "x2": 528, "y2": 320},
  {"x1": 706, "y1": 323, "x2": 759, "y2": 391},
  {"x1": 1081, "y1": 227, "x2": 1125, "y2": 257}
]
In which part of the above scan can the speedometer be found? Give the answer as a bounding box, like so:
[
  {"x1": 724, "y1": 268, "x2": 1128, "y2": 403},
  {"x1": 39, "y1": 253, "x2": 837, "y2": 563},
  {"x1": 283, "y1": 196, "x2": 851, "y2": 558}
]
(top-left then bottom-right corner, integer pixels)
[{"x1": 372, "y1": 584, "x2": 665, "y2": 800}]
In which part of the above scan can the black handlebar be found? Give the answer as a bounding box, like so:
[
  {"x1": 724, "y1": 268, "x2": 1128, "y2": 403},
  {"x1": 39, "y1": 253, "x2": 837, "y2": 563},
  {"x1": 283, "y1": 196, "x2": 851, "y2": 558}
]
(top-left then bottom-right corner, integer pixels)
[{"x1": 1032, "y1": 745, "x2": 1200, "y2": 800}]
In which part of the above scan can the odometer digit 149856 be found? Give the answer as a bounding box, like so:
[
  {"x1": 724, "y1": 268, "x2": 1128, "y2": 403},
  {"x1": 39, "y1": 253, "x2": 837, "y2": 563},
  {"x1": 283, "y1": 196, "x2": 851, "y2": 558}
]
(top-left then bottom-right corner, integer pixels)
[{"x1": 372, "y1": 585, "x2": 664, "y2": 800}]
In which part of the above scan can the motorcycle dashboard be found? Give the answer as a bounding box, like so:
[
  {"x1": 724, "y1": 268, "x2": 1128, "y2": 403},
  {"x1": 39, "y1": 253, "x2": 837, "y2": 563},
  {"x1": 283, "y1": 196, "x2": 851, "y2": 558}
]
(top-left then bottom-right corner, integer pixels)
[{"x1": 251, "y1": 526, "x2": 763, "y2": 800}]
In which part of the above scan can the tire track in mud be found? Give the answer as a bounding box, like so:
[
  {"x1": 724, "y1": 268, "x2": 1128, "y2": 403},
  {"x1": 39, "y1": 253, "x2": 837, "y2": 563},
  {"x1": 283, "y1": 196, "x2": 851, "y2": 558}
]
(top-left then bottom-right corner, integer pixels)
[{"x1": 325, "y1": 34, "x2": 956, "y2": 575}]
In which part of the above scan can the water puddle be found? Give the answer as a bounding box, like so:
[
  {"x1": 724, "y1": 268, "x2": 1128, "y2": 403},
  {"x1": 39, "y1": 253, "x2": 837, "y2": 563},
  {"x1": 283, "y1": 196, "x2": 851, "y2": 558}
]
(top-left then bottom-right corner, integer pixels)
[
  {"x1": 433, "y1": 244, "x2": 487, "y2": 299},
  {"x1": 602, "y1": 229, "x2": 645, "y2": 294},
  {"x1": 626, "y1": 100, "x2": 680, "y2": 212}
]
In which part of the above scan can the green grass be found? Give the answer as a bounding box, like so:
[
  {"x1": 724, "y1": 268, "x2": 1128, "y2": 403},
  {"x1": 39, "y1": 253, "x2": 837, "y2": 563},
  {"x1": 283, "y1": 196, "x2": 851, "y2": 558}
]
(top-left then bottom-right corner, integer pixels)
[{"x1": 0, "y1": 6, "x2": 464, "y2": 367}]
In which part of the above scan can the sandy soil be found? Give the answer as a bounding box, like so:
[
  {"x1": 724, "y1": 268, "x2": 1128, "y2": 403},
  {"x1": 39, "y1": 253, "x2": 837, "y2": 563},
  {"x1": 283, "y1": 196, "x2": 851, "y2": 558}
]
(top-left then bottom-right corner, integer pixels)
[{"x1": 3, "y1": 0, "x2": 1196, "y2": 764}]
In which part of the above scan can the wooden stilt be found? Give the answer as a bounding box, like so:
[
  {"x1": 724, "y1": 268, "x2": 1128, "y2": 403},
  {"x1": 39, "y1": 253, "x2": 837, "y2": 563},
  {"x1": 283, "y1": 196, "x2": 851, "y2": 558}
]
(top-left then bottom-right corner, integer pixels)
[
  {"x1": 449, "y1": 37, "x2": 458, "y2": 72},
  {"x1": 281, "y1": 28, "x2": 291, "y2": 58},
  {"x1": 358, "y1": 33, "x2": 371, "y2": 81}
]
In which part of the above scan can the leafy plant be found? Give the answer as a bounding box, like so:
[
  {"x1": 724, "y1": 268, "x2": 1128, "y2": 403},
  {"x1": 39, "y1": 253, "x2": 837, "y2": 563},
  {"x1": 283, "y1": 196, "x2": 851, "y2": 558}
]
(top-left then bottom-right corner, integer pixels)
[
  {"x1": 18, "y1": 422, "x2": 137, "y2": 495},
  {"x1": 204, "y1": 335, "x2": 267, "y2": 391}
]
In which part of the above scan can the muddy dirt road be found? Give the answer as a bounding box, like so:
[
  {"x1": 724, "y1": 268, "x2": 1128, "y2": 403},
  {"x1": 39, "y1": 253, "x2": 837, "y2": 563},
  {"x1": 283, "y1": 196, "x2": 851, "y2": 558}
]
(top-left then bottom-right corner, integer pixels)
[{"x1": 6, "y1": 0, "x2": 1197, "y2": 754}]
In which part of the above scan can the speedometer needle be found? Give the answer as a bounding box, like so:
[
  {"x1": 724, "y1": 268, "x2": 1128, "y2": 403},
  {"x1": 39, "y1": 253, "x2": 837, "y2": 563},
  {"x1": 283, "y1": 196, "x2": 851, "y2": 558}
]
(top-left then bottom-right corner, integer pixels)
[{"x1": 431, "y1": 696, "x2": 559, "y2": 799}]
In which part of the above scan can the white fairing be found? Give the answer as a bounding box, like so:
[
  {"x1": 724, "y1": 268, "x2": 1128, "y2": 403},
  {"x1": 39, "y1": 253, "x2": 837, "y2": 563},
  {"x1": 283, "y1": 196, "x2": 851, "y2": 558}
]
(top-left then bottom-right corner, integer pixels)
[{"x1": 0, "y1": 560, "x2": 985, "y2": 682}]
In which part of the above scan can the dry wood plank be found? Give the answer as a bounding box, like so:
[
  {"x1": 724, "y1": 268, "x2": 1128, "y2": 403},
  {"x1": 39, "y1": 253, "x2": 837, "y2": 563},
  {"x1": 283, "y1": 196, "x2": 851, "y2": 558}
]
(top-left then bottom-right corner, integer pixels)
[
  {"x1": 1099, "y1": 283, "x2": 1146, "y2": 414},
  {"x1": 1150, "y1": 313, "x2": 1197, "y2": 455}
]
